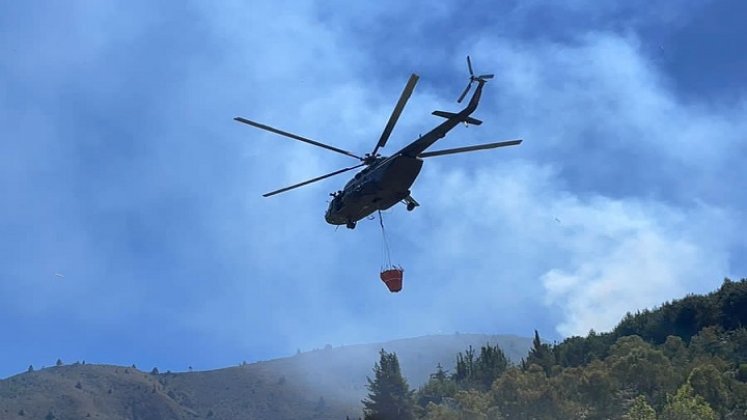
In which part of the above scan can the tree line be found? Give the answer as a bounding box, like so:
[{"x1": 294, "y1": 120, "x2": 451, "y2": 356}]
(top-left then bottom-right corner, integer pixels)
[{"x1": 361, "y1": 277, "x2": 747, "y2": 419}]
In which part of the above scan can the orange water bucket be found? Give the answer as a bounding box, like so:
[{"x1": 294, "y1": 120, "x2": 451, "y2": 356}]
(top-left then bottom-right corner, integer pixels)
[{"x1": 380, "y1": 268, "x2": 404, "y2": 292}]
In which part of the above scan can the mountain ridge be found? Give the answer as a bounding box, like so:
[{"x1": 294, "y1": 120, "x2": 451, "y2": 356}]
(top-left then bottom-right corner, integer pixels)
[{"x1": 0, "y1": 333, "x2": 532, "y2": 420}]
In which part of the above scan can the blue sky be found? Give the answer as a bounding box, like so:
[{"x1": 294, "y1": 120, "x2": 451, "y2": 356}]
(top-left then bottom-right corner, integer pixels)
[{"x1": 1, "y1": 0, "x2": 745, "y2": 378}]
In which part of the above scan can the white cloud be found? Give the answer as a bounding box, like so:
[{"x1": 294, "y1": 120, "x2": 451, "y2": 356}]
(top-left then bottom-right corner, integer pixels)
[
  {"x1": 406, "y1": 158, "x2": 733, "y2": 339},
  {"x1": 397, "y1": 30, "x2": 743, "y2": 338},
  {"x1": 540, "y1": 197, "x2": 729, "y2": 337},
  {"x1": 1, "y1": 0, "x2": 745, "y2": 377},
  {"x1": 464, "y1": 32, "x2": 747, "y2": 205}
]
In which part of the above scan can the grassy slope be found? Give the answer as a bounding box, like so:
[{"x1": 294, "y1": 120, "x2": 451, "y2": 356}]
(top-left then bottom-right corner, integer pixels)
[{"x1": 0, "y1": 334, "x2": 531, "y2": 420}]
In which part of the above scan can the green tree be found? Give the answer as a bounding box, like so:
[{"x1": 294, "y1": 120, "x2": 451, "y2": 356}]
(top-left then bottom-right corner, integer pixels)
[
  {"x1": 549, "y1": 367, "x2": 591, "y2": 417},
  {"x1": 474, "y1": 344, "x2": 509, "y2": 390},
  {"x1": 578, "y1": 359, "x2": 620, "y2": 418},
  {"x1": 737, "y1": 363, "x2": 747, "y2": 382},
  {"x1": 454, "y1": 389, "x2": 496, "y2": 419},
  {"x1": 491, "y1": 365, "x2": 559, "y2": 420},
  {"x1": 454, "y1": 346, "x2": 477, "y2": 386},
  {"x1": 362, "y1": 349, "x2": 415, "y2": 420},
  {"x1": 624, "y1": 395, "x2": 656, "y2": 420},
  {"x1": 690, "y1": 326, "x2": 727, "y2": 359},
  {"x1": 607, "y1": 335, "x2": 676, "y2": 402},
  {"x1": 727, "y1": 328, "x2": 747, "y2": 363},
  {"x1": 524, "y1": 331, "x2": 554, "y2": 375},
  {"x1": 417, "y1": 364, "x2": 458, "y2": 408},
  {"x1": 454, "y1": 344, "x2": 509, "y2": 390},
  {"x1": 661, "y1": 335, "x2": 688, "y2": 364},
  {"x1": 423, "y1": 402, "x2": 460, "y2": 420},
  {"x1": 553, "y1": 336, "x2": 589, "y2": 367},
  {"x1": 687, "y1": 364, "x2": 730, "y2": 416},
  {"x1": 660, "y1": 382, "x2": 717, "y2": 420},
  {"x1": 718, "y1": 278, "x2": 747, "y2": 330}
]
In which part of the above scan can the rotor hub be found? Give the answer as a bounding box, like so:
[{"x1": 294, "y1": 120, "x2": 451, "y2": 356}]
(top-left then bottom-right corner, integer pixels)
[{"x1": 363, "y1": 153, "x2": 381, "y2": 165}]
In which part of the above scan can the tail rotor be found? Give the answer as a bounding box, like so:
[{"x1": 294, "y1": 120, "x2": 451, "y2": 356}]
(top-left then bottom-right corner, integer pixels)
[{"x1": 456, "y1": 56, "x2": 494, "y2": 103}]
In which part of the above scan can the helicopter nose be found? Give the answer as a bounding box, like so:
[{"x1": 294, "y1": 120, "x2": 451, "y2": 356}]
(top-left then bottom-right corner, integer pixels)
[
  {"x1": 325, "y1": 211, "x2": 339, "y2": 225},
  {"x1": 325, "y1": 202, "x2": 344, "y2": 225},
  {"x1": 324, "y1": 204, "x2": 335, "y2": 223}
]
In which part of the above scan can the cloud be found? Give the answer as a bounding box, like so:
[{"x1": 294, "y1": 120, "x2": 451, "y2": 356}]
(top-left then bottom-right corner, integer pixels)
[
  {"x1": 0, "y1": 0, "x2": 745, "y2": 378},
  {"x1": 81, "y1": 4, "x2": 743, "y2": 348},
  {"x1": 403, "y1": 157, "x2": 734, "y2": 339},
  {"x1": 540, "y1": 198, "x2": 731, "y2": 337},
  {"x1": 482, "y1": 32, "x2": 747, "y2": 205},
  {"x1": 396, "y1": 30, "x2": 743, "y2": 338}
]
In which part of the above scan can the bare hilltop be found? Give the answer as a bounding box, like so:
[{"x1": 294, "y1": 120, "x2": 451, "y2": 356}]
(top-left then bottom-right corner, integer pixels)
[{"x1": 0, "y1": 333, "x2": 531, "y2": 420}]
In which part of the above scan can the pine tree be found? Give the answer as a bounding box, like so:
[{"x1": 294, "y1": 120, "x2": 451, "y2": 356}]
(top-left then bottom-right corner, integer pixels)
[
  {"x1": 524, "y1": 330, "x2": 554, "y2": 374},
  {"x1": 362, "y1": 349, "x2": 415, "y2": 420},
  {"x1": 454, "y1": 346, "x2": 476, "y2": 385},
  {"x1": 417, "y1": 364, "x2": 457, "y2": 407},
  {"x1": 474, "y1": 343, "x2": 509, "y2": 389},
  {"x1": 454, "y1": 343, "x2": 509, "y2": 389}
]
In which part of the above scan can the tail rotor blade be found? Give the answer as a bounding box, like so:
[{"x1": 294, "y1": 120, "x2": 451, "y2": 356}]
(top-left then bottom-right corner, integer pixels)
[
  {"x1": 466, "y1": 56, "x2": 474, "y2": 77},
  {"x1": 478, "y1": 74, "x2": 494, "y2": 79}
]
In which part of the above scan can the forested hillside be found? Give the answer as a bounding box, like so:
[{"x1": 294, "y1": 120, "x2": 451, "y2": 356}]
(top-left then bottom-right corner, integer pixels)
[{"x1": 365, "y1": 278, "x2": 747, "y2": 419}]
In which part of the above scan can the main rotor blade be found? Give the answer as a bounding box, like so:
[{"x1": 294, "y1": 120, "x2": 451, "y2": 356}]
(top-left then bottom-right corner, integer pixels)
[
  {"x1": 262, "y1": 163, "x2": 366, "y2": 197},
  {"x1": 371, "y1": 73, "x2": 419, "y2": 157},
  {"x1": 456, "y1": 82, "x2": 472, "y2": 103},
  {"x1": 417, "y1": 139, "x2": 523, "y2": 158},
  {"x1": 234, "y1": 117, "x2": 363, "y2": 161}
]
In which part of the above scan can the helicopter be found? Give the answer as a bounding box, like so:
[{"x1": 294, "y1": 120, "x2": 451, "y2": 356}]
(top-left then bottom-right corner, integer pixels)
[{"x1": 234, "y1": 57, "x2": 522, "y2": 229}]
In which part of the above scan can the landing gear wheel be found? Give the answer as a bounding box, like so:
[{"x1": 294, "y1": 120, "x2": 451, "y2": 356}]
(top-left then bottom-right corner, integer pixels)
[
  {"x1": 406, "y1": 202, "x2": 416, "y2": 211},
  {"x1": 346, "y1": 221, "x2": 356, "y2": 229}
]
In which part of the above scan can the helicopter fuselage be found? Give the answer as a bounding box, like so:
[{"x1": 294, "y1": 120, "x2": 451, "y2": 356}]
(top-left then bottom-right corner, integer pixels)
[
  {"x1": 324, "y1": 79, "x2": 487, "y2": 227},
  {"x1": 325, "y1": 154, "x2": 423, "y2": 226}
]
